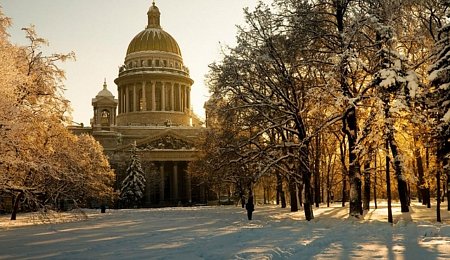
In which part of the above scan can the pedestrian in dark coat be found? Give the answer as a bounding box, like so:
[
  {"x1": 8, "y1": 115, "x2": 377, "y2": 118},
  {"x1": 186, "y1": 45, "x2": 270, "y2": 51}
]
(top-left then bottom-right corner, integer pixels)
[{"x1": 246, "y1": 196, "x2": 254, "y2": 220}]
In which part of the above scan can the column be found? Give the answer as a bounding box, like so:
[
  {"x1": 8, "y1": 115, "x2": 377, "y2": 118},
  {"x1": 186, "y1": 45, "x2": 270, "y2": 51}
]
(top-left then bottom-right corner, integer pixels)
[
  {"x1": 159, "y1": 163, "x2": 165, "y2": 202},
  {"x1": 178, "y1": 84, "x2": 182, "y2": 112},
  {"x1": 124, "y1": 88, "x2": 127, "y2": 113},
  {"x1": 118, "y1": 87, "x2": 121, "y2": 114},
  {"x1": 125, "y1": 86, "x2": 129, "y2": 113},
  {"x1": 151, "y1": 82, "x2": 156, "y2": 111},
  {"x1": 170, "y1": 82, "x2": 174, "y2": 111},
  {"x1": 121, "y1": 88, "x2": 124, "y2": 114},
  {"x1": 109, "y1": 108, "x2": 113, "y2": 126},
  {"x1": 173, "y1": 163, "x2": 178, "y2": 202},
  {"x1": 93, "y1": 108, "x2": 97, "y2": 125},
  {"x1": 180, "y1": 85, "x2": 184, "y2": 112},
  {"x1": 113, "y1": 107, "x2": 116, "y2": 125},
  {"x1": 142, "y1": 81, "x2": 147, "y2": 111},
  {"x1": 187, "y1": 86, "x2": 190, "y2": 110},
  {"x1": 186, "y1": 164, "x2": 192, "y2": 203},
  {"x1": 121, "y1": 88, "x2": 125, "y2": 114},
  {"x1": 161, "y1": 83, "x2": 166, "y2": 111},
  {"x1": 133, "y1": 84, "x2": 137, "y2": 112},
  {"x1": 185, "y1": 86, "x2": 188, "y2": 111}
]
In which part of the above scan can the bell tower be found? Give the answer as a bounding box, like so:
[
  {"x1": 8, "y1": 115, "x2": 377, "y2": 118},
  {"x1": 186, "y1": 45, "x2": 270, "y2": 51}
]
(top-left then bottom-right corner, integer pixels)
[{"x1": 92, "y1": 80, "x2": 118, "y2": 131}]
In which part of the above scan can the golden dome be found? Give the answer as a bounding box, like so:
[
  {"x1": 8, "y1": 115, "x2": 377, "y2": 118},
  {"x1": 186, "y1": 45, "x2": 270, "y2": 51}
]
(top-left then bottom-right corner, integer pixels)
[{"x1": 126, "y1": 2, "x2": 181, "y2": 56}]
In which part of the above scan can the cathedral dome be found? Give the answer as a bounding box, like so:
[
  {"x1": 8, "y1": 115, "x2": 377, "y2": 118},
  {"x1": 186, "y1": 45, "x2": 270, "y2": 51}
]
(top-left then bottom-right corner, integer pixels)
[
  {"x1": 126, "y1": 2, "x2": 181, "y2": 56},
  {"x1": 115, "y1": 2, "x2": 194, "y2": 127},
  {"x1": 126, "y1": 29, "x2": 181, "y2": 56}
]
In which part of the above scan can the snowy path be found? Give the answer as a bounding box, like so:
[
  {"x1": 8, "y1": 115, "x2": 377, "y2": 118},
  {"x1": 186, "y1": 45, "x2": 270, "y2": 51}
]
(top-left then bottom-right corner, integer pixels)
[{"x1": 0, "y1": 202, "x2": 449, "y2": 259}]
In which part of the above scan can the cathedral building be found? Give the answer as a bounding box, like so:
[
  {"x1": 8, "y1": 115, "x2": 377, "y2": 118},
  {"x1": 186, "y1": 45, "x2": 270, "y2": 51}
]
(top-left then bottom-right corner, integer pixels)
[{"x1": 71, "y1": 2, "x2": 205, "y2": 206}]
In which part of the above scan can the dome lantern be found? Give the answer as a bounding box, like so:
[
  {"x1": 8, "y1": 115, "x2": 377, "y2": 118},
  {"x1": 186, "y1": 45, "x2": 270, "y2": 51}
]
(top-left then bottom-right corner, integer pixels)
[{"x1": 147, "y1": 1, "x2": 161, "y2": 29}]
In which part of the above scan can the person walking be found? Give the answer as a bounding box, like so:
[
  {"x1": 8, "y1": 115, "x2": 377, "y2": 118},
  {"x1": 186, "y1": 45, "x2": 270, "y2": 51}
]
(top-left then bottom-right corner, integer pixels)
[{"x1": 246, "y1": 193, "x2": 254, "y2": 220}]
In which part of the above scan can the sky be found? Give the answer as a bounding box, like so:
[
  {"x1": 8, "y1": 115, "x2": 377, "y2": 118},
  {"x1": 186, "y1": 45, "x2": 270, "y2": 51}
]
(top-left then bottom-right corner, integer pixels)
[{"x1": 1, "y1": 0, "x2": 265, "y2": 125}]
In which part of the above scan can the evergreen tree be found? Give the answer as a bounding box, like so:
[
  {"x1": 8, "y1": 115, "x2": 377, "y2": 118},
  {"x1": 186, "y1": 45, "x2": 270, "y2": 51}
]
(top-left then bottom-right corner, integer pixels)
[
  {"x1": 428, "y1": 2, "x2": 450, "y2": 214},
  {"x1": 429, "y1": 11, "x2": 450, "y2": 167},
  {"x1": 120, "y1": 143, "x2": 146, "y2": 208}
]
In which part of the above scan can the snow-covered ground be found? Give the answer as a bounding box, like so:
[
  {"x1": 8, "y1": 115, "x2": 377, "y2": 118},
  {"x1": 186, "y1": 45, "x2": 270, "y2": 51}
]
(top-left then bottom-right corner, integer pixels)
[{"x1": 0, "y1": 201, "x2": 449, "y2": 259}]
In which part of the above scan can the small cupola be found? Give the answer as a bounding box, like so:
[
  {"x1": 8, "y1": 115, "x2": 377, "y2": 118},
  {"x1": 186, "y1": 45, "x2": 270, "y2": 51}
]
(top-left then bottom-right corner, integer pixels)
[
  {"x1": 92, "y1": 79, "x2": 118, "y2": 131},
  {"x1": 147, "y1": 1, "x2": 161, "y2": 29}
]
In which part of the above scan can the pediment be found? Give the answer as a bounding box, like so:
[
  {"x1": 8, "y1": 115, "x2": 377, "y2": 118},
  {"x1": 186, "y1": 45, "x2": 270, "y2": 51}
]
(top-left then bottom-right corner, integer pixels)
[
  {"x1": 137, "y1": 135, "x2": 193, "y2": 151},
  {"x1": 116, "y1": 129, "x2": 196, "y2": 152}
]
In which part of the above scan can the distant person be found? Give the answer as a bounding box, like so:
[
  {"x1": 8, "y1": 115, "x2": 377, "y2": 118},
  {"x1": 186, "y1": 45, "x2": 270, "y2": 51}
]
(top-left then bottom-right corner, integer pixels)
[{"x1": 246, "y1": 195, "x2": 254, "y2": 220}]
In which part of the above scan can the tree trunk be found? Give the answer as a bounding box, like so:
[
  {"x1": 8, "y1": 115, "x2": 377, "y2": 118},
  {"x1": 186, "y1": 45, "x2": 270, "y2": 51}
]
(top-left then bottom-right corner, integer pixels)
[
  {"x1": 339, "y1": 136, "x2": 347, "y2": 207},
  {"x1": 238, "y1": 182, "x2": 245, "y2": 208},
  {"x1": 386, "y1": 140, "x2": 393, "y2": 223},
  {"x1": 326, "y1": 167, "x2": 331, "y2": 207},
  {"x1": 321, "y1": 170, "x2": 325, "y2": 204},
  {"x1": 425, "y1": 143, "x2": 431, "y2": 208},
  {"x1": 276, "y1": 173, "x2": 286, "y2": 208},
  {"x1": 447, "y1": 172, "x2": 450, "y2": 211},
  {"x1": 276, "y1": 177, "x2": 280, "y2": 205},
  {"x1": 263, "y1": 187, "x2": 267, "y2": 204},
  {"x1": 437, "y1": 167, "x2": 441, "y2": 222},
  {"x1": 335, "y1": 0, "x2": 361, "y2": 218},
  {"x1": 289, "y1": 177, "x2": 298, "y2": 212},
  {"x1": 10, "y1": 191, "x2": 24, "y2": 221},
  {"x1": 280, "y1": 190, "x2": 287, "y2": 208},
  {"x1": 314, "y1": 135, "x2": 321, "y2": 207},
  {"x1": 298, "y1": 181, "x2": 303, "y2": 208},
  {"x1": 388, "y1": 136, "x2": 409, "y2": 212},
  {"x1": 301, "y1": 146, "x2": 314, "y2": 221},
  {"x1": 345, "y1": 107, "x2": 362, "y2": 217},
  {"x1": 342, "y1": 172, "x2": 347, "y2": 208},
  {"x1": 374, "y1": 152, "x2": 378, "y2": 209},
  {"x1": 363, "y1": 160, "x2": 371, "y2": 211},
  {"x1": 414, "y1": 138, "x2": 427, "y2": 205}
]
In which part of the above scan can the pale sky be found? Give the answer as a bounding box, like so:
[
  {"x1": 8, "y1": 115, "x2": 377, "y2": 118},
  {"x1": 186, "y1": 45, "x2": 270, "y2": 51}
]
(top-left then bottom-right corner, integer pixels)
[{"x1": 2, "y1": 0, "x2": 265, "y2": 125}]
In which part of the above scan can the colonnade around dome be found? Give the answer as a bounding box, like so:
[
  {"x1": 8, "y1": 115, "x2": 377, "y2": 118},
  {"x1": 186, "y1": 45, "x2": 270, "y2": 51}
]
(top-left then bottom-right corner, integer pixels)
[{"x1": 118, "y1": 81, "x2": 190, "y2": 113}]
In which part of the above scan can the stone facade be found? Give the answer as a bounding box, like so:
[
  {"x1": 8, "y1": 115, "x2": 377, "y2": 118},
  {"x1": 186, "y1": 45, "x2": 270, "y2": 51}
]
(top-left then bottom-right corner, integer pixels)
[{"x1": 70, "y1": 2, "x2": 205, "y2": 206}]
